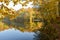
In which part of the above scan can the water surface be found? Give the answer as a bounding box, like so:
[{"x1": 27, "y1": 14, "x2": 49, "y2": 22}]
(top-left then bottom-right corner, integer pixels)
[
  {"x1": 0, "y1": 17, "x2": 42, "y2": 40},
  {"x1": 0, "y1": 28, "x2": 35, "y2": 40}
]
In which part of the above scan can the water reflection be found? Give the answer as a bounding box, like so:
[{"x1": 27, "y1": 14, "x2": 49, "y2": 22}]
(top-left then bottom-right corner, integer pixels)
[
  {"x1": 0, "y1": 28, "x2": 35, "y2": 40},
  {"x1": 2, "y1": 17, "x2": 43, "y2": 32},
  {"x1": 0, "y1": 16, "x2": 43, "y2": 40}
]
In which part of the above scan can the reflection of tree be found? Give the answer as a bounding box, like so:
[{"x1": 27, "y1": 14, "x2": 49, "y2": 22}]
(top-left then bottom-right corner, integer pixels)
[
  {"x1": 34, "y1": 21, "x2": 59, "y2": 40},
  {"x1": 0, "y1": 15, "x2": 43, "y2": 32},
  {"x1": 34, "y1": 32, "x2": 49, "y2": 40},
  {"x1": 0, "y1": 22, "x2": 9, "y2": 31},
  {"x1": 2, "y1": 12, "x2": 30, "y2": 27}
]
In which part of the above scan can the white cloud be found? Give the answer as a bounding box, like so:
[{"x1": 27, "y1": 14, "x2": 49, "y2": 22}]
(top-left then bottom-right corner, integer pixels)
[
  {"x1": 0, "y1": 2, "x2": 2, "y2": 5},
  {"x1": 0, "y1": 1, "x2": 33, "y2": 11},
  {"x1": 23, "y1": 1, "x2": 33, "y2": 9},
  {"x1": 12, "y1": 3, "x2": 22, "y2": 11},
  {"x1": 28, "y1": 2, "x2": 33, "y2": 5},
  {"x1": 8, "y1": 1, "x2": 14, "y2": 8}
]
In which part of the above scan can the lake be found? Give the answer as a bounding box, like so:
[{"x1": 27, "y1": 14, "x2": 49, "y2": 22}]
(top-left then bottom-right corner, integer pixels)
[
  {"x1": 0, "y1": 28, "x2": 35, "y2": 40},
  {"x1": 0, "y1": 17, "x2": 43, "y2": 40}
]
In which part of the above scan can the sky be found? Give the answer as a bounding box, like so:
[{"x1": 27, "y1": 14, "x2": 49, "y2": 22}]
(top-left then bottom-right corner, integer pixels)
[
  {"x1": 0, "y1": 28, "x2": 35, "y2": 40},
  {"x1": 0, "y1": 1, "x2": 33, "y2": 11}
]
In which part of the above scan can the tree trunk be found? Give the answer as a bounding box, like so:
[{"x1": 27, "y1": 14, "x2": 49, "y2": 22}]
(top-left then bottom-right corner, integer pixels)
[{"x1": 58, "y1": 1, "x2": 60, "y2": 16}]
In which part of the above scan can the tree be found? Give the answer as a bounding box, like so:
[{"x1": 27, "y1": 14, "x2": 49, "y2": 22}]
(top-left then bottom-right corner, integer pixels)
[{"x1": 0, "y1": 1, "x2": 60, "y2": 40}]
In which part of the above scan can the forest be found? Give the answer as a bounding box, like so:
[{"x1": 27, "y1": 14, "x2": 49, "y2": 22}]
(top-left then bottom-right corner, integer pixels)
[{"x1": 0, "y1": 0, "x2": 60, "y2": 40}]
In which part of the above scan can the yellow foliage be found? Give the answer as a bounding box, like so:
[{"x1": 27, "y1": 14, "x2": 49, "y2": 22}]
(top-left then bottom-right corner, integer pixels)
[{"x1": 0, "y1": 0, "x2": 59, "y2": 32}]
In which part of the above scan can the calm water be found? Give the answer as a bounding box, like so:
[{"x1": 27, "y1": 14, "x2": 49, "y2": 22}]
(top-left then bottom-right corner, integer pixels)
[
  {"x1": 0, "y1": 28, "x2": 35, "y2": 40},
  {"x1": 0, "y1": 17, "x2": 42, "y2": 40}
]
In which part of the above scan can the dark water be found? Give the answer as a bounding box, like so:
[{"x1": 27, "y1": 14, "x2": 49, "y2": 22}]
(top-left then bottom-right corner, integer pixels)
[{"x1": 0, "y1": 28, "x2": 35, "y2": 40}]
